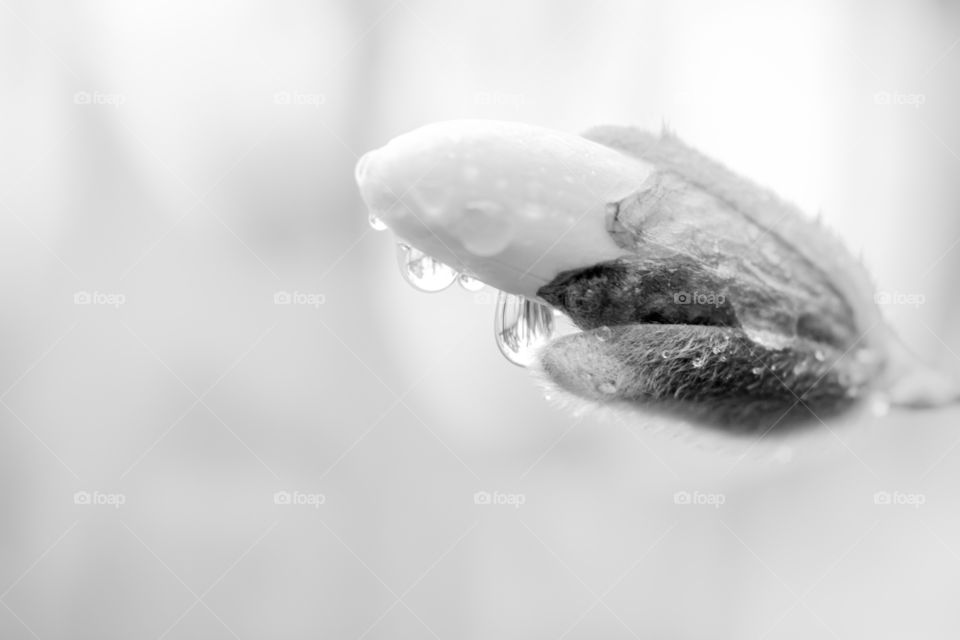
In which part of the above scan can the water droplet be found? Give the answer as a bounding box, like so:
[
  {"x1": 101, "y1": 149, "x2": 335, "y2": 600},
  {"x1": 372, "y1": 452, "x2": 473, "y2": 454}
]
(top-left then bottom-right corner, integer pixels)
[
  {"x1": 814, "y1": 350, "x2": 825, "y2": 362},
  {"x1": 744, "y1": 326, "x2": 795, "y2": 350},
  {"x1": 661, "y1": 350, "x2": 671, "y2": 359},
  {"x1": 597, "y1": 381, "x2": 618, "y2": 395},
  {"x1": 691, "y1": 356, "x2": 707, "y2": 369},
  {"x1": 396, "y1": 243, "x2": 457, "y2": 292},
  {"x1": 751, "y1": 366, "x2": 764, "y2": 375},
  {"x1": 368, "y1": 214, "x2": 388, "y2": 231},
  {"x1": 452, "y1": 200, "x2": 514, "y2": 257},
  {"x1": 458, "y1": 274, "x2": 485, "y2": 292},
  {"x1": 595, "y1": 326, "x2": 613, "y2": 342},
  {"x1": 494, "y1": 292, "x2": 556, "y2": 367},
  {"x1": 711, "y1": 336, "x2": 730, "y2": 354}
]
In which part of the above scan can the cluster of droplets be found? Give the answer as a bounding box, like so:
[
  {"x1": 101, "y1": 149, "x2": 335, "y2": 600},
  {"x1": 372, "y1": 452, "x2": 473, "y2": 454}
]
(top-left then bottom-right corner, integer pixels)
[{"x1": 371, "y1": 215, "x2": 562, "y2": 367}]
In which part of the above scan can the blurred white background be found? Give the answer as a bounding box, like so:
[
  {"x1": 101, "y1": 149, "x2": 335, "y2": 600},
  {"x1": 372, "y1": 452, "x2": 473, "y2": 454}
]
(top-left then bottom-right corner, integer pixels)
[{"x1": 2, "y1": 0, "x2": 960, "y2": 638}]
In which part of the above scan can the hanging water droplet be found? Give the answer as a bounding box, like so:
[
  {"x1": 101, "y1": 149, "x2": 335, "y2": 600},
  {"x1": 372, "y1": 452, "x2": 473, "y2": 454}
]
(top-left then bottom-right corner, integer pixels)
[
  {"x1": 458, "y1": 274, "x2": 485, "y2": 292},
  {"x1": 661, "y1": 350, "x2": 671, "y2": 359},
  {"x1": 494, "y1": 291, "x2": 556, "y2": 367},
  {"x1": 368, "y1": 214, "x2": 388, "y2": 231},
  {"x1": 597, "y1": 381, "x2": 618, "y2": 395},
  {"x1": 396, "y1": 243, "x2": 457, "y2": 292},
  {"x1": 595, "y1": 326, "x2": 613, "y2": 342}
]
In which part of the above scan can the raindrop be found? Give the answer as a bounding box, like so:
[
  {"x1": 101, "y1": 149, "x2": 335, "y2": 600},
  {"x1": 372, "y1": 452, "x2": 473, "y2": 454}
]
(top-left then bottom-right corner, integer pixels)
[
  {"x1": 457, "y1": 200, "x2": 513, "y2": 257},
  {"x1": 661, "y1": 350, "x2": 671, "y2": 359},
  {"x1": 814, "y1": 350, "x2": 825, "y2": 362},
  {"x1": 691, "y1": 356, "x2": 707, "y2": 369},
  {"x1": 744, "y1": 325, "x2": 795, "y2": 350},
  {"x1": 458, "y1": 274, "x2": 485, "y2": 292},
  {"x1": 751, "y1": 366, "x2": 764, "y2": 375},
  {"x1": 597, "y1": 381, "x2": 618, "y2": 395},
  {"x1": 711, "y1": 336, "x2": 730, "y2": 354},
  {"x1": 368, "y1": 214, "x2": 388, "y2": 231},
  {"x1": 595, "y1": 326, "x2": 613, "y2": 342},
  {"x1": 396, "y1": 243, "x2": 457, "y2": 292},
  {"x1": 494, "y1": 291, "x2": 556, "y2": 367}
]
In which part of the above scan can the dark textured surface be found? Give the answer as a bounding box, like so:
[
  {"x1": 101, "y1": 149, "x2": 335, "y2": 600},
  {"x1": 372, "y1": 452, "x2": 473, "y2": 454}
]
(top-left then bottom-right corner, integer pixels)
[
  {"x1": 534, "y1": 127, "x2": 888, "y2": 432},
  {"x1": 538, "y1": 323, "x2": 865, "y2": 433}
]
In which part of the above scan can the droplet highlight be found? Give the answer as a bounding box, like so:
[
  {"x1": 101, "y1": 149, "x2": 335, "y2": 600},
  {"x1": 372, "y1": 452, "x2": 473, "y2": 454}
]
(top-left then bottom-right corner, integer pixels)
[
  {"x1": 597, "y1": 381, "x2": 618, "y2": 395},
  {"x1": 396, "y1": 243, "x2": 457, "y2": 292},
  {"x1": 494, "y1": 291, "x2": 556, "y2": 367},
  {"x1": 368, "y1": 214, "x2": 388, "y2": 231}
]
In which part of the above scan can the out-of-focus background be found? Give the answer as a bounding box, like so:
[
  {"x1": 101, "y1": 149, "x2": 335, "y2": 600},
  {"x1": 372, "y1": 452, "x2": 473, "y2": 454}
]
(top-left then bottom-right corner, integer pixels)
[{"x1": 2, "y1": 1, "x2": 960, "y2": 638}]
